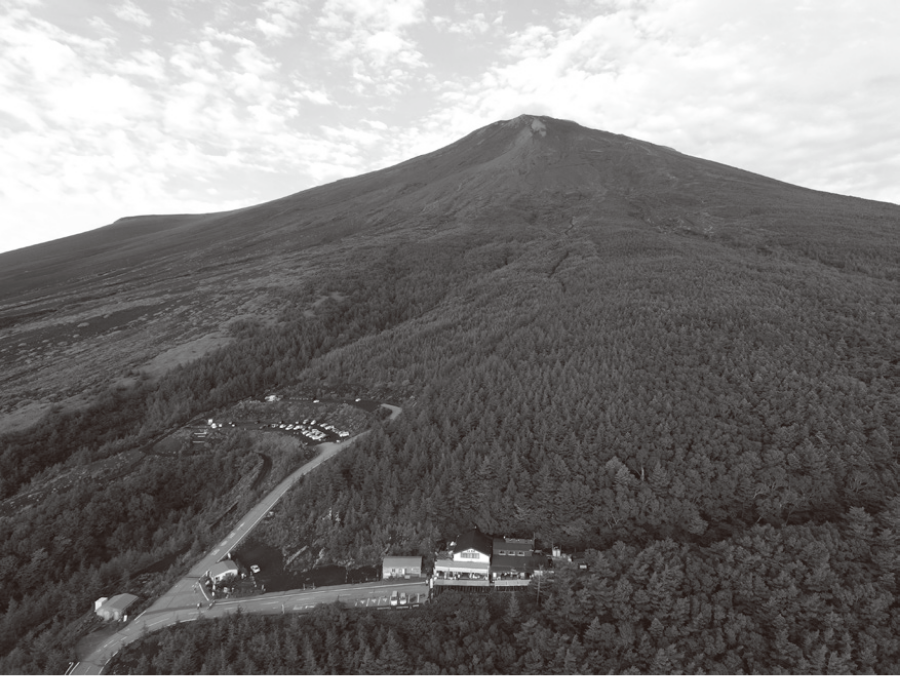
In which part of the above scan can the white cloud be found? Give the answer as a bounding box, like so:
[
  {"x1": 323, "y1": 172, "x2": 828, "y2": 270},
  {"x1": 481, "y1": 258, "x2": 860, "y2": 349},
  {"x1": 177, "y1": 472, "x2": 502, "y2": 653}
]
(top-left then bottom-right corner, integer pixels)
[
  {"x1": 234, "y1": 44, "x2": 277, "y2": 76},
  {"x1": 316, "y1": 0, "x2": 426, "y2": 91},
  {"x1": 114, "y1": 48, "x2": 167, "y2": 80},
  {"x1": 446, "y1": 13, "x2": 491, "y2": 35},
  {"x1": 256, "y1": 17, "x2": 289, "y2": 39},
  {"x1": 112, "y1": 0, "x2": 152, "y2": 28},
  {"x1": 201, "y1": 27, "x2": 255, "y2": 47},
  {"x1": 322, "y1": 124, "x2": 384, "y2": 146},
  {"x1": 364, "y1": 31, "x2": 410, "y2": 65},
  {"x1": 46, "y1": 73, "x2": 156, "y2": 126},
  {"x1": 256, "y1": 0, "x2": 306, "y2": 39},
  {"x1": 169, "y1": 40, "x2": 224, "y2": 78},
  {"x1": 1, "y1": 23, "x2": 80, "y2": 82},
  {"x1": 297, "y1": 88, "x2": 332, "y2": 105},
  {"x1": 319, "y1": 0, "x2": 424, "y2": 33}
]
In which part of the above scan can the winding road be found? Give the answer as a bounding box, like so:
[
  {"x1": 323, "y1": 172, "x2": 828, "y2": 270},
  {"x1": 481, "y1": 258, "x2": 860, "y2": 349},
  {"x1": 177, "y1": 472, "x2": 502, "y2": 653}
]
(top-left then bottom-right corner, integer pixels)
[{"x1": 70, "y1": 404, "x2": 403, "y2": 675}]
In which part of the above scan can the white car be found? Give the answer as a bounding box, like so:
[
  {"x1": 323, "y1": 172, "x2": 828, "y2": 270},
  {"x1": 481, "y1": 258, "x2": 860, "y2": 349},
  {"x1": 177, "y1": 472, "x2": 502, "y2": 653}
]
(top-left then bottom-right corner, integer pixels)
[{"x1": 250, "y1": 565, "x2": 260, "y2": 574}]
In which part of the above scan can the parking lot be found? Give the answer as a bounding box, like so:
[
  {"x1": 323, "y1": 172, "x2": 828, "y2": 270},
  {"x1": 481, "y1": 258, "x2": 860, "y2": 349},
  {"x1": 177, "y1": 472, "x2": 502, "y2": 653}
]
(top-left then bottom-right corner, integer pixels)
[
  {"x1": 196, "y1": 417, "x2": 351, "y2": 446},
  {"x1": 352, "y1": 590, "x2": 430, "y2": 609}
]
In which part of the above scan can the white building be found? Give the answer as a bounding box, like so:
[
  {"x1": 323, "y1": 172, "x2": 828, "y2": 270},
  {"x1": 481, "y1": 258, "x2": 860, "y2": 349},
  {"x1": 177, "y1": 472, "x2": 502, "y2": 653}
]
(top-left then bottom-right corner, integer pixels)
[
  {"x1": 383, "y1": 556, "x2": 424, "y2": 579},
  {"x1": 207, "y1": 560, "x2": 239, "y2": 584},
  {"x1": 95, "y1": 593, "x2": 138, "y2": 621},
  {"x1": 434, "y1": 528, "x2": 492, "y2": 581}
]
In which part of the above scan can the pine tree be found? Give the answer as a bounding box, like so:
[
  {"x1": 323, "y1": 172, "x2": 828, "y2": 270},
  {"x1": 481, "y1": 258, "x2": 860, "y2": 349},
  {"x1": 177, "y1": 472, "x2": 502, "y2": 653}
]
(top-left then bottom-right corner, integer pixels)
[
  {"x1": 505, "y1": 592, "x2": 521, "y2": 625},
  {"x1": 301, "y1": 635, "x2": 320, "y2": 675},
  {"x1": 378, "y1": 630, "x2": 410, "y2": 675},
  {"x1": 358, "y1": 645, "x2": 378, "y2": 676}
]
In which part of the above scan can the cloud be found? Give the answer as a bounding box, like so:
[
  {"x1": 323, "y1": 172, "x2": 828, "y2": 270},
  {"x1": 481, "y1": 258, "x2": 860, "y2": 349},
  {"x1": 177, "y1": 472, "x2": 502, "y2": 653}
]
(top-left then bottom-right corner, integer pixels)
[
  {"x1": 113, "y1": 48, "x2": 167, "y2": 81},
  {"x1": 255, "y1": 0, "x2": 307, "y2": 39},
  {"x1": 319, "y1": 0, "x2": 424, "y2": 33},
  {"x1": 322, "y1": 124, "x2": 384, "y2": 147},
  {"x1": 297, "y1": 88, "x2": 332, "y2": 105},
  {"x1": 256, "y1": 17, "x2": 290, "y2": 39},
  {"x1": 316, "y1": 0, "x2": 426, "y2": 90},
  {"x1": 446, "y1": 13, "x2": 491, "y2": 35},
  {"x1": 112, "y1": 1, "x2": 152, "y2": 28},
  {"x1": 1, "y1": 19, "x2": 81, "y2": 82},
  {"x1": 47, "y1": 73, "x2": 156, "y2": 126},
  {"x1": 169, "y1": 42, "x2": 222, "y2": 83}
]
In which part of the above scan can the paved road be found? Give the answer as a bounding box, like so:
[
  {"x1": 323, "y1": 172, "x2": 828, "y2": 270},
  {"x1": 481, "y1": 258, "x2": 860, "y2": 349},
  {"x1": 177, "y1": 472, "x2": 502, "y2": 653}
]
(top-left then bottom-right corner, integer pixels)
[
  {"x1": 71, "y1": 404, "x2": 402, "y2": 675},
  {"x1": 143, "y1": 579, "x2": 429, "y2": 626}
]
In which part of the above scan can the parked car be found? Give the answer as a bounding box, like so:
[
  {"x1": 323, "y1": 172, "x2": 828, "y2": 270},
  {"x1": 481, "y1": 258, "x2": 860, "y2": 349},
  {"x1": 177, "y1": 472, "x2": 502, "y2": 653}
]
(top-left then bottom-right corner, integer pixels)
[
  {"x1": 390, "y1": 591, "x2": 398, "y2": 606},
  {"x1": 399, "y1": 592, "x2": 408, "y2": 606},
  {"x1": 250, "y1": 565, "x2": 260, "y2": 574}
]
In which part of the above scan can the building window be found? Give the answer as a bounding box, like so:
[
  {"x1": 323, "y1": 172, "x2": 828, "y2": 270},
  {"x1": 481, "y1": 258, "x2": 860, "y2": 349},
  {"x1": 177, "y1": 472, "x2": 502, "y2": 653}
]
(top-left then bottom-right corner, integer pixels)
[{"x1": 460, "y1": 551, "x2": 480, "y2": 559}]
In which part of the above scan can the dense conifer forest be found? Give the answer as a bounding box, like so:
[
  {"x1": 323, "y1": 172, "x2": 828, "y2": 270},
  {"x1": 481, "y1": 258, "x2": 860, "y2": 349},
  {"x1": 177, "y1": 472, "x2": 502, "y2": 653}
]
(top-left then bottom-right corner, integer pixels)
[{"x1": 1, "y1": 117, "x2": 899, "y2": 672}]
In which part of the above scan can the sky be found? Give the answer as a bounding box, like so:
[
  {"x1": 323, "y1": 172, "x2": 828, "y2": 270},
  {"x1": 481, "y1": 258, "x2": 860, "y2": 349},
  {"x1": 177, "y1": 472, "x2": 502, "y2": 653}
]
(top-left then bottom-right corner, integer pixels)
[{"x1": 2, "y1": 0, "x2": 899, "y2": 254}]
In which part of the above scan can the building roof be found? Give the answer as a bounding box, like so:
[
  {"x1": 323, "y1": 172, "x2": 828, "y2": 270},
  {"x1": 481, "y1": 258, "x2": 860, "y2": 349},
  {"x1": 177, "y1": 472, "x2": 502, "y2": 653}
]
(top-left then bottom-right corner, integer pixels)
[
  {"x1": 208, "y1": 560, "x2": 239, "y2": 578},
  {"x1": 383, "y1": 556, "x2": 423, "y2": 567},
  {"x1": 452, "y1": 528, "x2": 492, "y2": 556},
  {"x1": 491, "y1": 554, "x2": 545, "y2": 574},
  {"x1": 434, "y1": 559, "x2": 490, "y2": 574},
  {"x1": 102, "y1": 593, "x2": 138, "y2": 612},
  {"x1": 493, "y1": 538, "x2": 534, "y2": 554}
]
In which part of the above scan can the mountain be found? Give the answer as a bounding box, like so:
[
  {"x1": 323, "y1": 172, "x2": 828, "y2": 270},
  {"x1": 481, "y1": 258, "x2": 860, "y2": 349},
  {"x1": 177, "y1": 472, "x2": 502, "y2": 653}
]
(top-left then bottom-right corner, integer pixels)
[
  {"x1": 2, "y1": 114, "x2": 896, "y2": 438},
  {"x1": 3, "y1": 114, "x2": 897, "y2": 299},
  {"x1": 2, "y1": 115, "x2": 900, "y2": 673}
]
